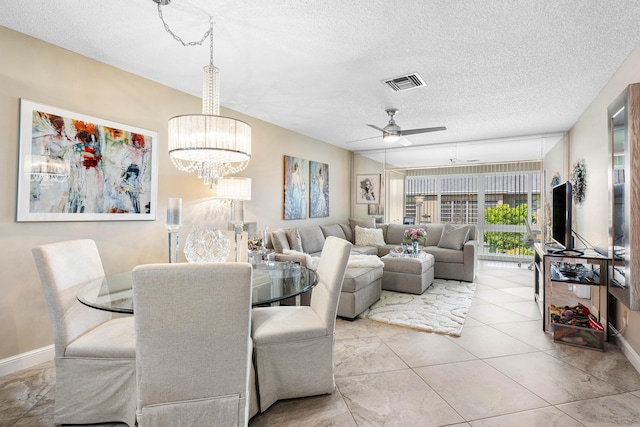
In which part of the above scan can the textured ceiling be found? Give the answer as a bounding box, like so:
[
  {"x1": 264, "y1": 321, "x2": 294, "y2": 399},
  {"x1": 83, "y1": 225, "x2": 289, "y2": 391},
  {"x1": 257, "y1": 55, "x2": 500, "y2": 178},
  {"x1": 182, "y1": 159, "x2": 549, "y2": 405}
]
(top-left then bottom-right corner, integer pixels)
[{"x1": 2, "y1": 0, "x2": 640, "y2": 168}]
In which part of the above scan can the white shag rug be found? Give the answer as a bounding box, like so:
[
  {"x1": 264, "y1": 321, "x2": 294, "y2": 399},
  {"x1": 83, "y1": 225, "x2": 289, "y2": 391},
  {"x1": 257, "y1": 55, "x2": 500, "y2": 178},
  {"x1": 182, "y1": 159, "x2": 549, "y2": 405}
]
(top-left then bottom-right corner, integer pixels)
[{"x1": 359, "y1": 279, "x2": 477, "y2": 337}]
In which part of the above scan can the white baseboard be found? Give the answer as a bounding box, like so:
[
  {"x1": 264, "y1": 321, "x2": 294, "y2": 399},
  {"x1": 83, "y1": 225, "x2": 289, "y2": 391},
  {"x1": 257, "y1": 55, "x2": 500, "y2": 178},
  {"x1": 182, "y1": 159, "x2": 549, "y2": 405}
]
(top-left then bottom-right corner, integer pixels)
[
  {"x1": 611, "y1": 326, "x2": 640, "y2": 375},
  {"x1": 0, "y1": 345, "x2": 54, "y2": 377}
]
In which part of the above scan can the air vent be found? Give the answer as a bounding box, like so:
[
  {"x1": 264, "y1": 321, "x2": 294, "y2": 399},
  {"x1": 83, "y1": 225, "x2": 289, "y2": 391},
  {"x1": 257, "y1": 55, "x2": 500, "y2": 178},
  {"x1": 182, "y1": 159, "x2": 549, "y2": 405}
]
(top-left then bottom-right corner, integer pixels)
[{"x1": 382, "y1": 73, "x2": 425, "y2": 92}]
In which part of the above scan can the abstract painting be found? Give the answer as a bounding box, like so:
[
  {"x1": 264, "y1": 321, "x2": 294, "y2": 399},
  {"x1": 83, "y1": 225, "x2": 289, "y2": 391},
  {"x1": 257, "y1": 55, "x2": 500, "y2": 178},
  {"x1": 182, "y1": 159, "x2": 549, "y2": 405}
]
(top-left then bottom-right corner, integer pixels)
[
  {"x1": 17, "y1": 99, "x2": 158, "y2": 221},
  {"x1": 356, "y1": 174, "x2": 380, "y2": 204},
  {"x1": 283, "y1": 155, "x2": 308, "y2": 220},
  {"x1": 309, "y1": 161, "x2": 329, "y2": 218}
]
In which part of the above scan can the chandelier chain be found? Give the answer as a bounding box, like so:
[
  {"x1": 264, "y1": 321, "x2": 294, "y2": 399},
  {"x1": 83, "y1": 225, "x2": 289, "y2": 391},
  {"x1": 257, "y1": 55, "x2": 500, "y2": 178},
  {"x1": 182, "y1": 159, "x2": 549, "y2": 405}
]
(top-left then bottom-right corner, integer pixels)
[{"x1": 156, "y1": 3, "x2": 213, "y2": 48}]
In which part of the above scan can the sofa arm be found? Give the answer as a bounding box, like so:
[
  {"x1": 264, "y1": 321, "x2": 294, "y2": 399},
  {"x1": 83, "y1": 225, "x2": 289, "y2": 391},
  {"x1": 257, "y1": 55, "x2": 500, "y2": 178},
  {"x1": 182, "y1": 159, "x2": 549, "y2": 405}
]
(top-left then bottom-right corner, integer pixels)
[
  {"x1": 274, "y1": 252, "x2": 310, "y2": 267},
  {"x1": 462, "y1": 239, "x2": 478, "y2": 282}
]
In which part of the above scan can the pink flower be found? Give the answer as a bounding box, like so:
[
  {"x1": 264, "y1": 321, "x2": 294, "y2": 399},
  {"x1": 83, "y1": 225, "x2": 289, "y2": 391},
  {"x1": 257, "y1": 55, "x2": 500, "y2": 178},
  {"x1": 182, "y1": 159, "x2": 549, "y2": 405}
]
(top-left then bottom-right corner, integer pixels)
[{"x1": 403, "y1": 228, "x2": 427, "y2": 242}]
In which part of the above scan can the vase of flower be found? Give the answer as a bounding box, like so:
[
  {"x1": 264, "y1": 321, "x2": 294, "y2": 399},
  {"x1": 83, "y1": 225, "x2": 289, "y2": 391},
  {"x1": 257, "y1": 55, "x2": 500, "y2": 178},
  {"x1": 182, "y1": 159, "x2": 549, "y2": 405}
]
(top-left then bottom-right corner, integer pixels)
[{"x1": 403, "y1": 228, "x2": 427, "y2": 256}]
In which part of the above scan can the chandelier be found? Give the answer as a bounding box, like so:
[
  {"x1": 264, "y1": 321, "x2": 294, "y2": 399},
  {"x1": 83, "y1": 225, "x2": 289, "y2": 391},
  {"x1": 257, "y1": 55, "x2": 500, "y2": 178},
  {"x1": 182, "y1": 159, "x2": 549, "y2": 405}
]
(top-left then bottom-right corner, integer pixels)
[
  {"x1": 154, "y1": 0, "x2": 251, "y2": 184},
  {"x1": 26, "y1": 154, "x2": 69, "y2": 186}
]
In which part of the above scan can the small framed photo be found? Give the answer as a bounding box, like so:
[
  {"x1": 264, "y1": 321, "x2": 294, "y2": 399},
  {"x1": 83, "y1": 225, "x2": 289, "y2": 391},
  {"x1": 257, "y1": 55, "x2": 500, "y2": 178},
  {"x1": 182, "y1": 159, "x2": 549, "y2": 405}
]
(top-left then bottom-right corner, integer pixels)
[
  {"x1": 403, "y1": 217, "x2": 415, "y2": 225},
  {"x1": 367, "y1": 204, "x2": 379, "y2": 215},
  {"x1": 356, "y1": 174, "x2": 380, "y2": 204},
  {"x1": 17, "y1": 99, "x2": 158, "y2": 221}
]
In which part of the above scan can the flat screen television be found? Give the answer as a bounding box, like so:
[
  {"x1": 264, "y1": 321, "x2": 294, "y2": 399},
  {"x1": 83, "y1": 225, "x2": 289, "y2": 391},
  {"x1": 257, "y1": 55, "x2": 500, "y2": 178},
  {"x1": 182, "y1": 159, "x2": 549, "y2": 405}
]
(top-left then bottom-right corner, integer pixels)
[{"x1": 551, "y1": 181, "x2": 574, "y2": 252}]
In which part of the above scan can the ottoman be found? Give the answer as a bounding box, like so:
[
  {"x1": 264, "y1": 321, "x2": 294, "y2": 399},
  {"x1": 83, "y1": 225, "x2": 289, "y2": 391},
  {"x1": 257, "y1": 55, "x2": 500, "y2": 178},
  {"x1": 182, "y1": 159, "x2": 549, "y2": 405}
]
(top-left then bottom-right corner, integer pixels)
[
  {"x1": 381, "y1": 253, "x2": 435, "y2": 294},
  {"x1": 337, "y1": 265, "x2": 383, "y2": 320}
]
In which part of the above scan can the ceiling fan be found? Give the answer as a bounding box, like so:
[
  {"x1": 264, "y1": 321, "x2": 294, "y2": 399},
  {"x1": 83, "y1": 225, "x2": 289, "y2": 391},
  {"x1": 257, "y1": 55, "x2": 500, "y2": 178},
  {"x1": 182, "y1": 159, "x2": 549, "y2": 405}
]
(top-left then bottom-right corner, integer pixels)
[{"x1": 366, "y1": 108, "x2": 446, "y2": 146}]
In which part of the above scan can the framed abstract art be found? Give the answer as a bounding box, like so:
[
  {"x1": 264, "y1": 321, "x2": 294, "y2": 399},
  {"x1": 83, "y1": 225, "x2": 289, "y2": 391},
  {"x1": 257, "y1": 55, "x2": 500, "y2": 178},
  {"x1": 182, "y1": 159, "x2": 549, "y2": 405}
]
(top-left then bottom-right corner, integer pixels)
[
  {"x1": 356, "y1": 174, "x2": 380, "y2": 204},
  {"x1": 283, "y1": 155, "x2": 308, "y2": 220},
  {"x1": 309, "y1": 160, "x2": 329, "y2": 218},
  {"x1": 17, "y1": 99, "x2": 158, "y2": 221}
]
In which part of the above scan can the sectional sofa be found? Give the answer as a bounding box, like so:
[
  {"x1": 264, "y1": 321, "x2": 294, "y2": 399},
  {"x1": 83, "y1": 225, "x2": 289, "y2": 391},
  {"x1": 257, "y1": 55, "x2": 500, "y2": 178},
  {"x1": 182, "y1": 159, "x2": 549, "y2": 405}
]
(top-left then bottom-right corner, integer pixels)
[{"x1": 268, "y1": 218, "x2": 478, "y2": 319}]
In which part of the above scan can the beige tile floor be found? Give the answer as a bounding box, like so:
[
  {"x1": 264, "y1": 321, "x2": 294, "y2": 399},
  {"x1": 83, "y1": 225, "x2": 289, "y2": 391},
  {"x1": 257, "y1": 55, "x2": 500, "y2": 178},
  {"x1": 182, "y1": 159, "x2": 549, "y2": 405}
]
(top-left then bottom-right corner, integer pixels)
[{"x1": 3, "y1": 261, "x2": 640, "y2": 426}]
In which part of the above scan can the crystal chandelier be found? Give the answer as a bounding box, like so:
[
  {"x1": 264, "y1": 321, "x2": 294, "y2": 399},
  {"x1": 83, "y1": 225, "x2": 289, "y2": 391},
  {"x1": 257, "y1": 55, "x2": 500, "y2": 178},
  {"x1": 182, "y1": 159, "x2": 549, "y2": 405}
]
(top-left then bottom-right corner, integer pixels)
[
  {"x1": 26, "y1": 154, "x2": 70, "y2": 186},
  {"x1": 155, "y1": 0, "x2": 251, "y2": 184}
]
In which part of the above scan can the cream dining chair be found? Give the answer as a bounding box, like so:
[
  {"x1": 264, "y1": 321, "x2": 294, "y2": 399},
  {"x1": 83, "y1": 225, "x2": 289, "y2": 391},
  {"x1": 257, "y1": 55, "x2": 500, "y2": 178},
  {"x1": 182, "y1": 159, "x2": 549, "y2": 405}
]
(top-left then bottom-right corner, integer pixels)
[
  {"x1": 251, "y1": 236, "x2": 352, "y2": 412},
  {"x1": 132, "y1": 262, "x2": 253, "y2": 427},
  {"x1": 32, "y1": 239, "x2": 136, "y2": 426}
]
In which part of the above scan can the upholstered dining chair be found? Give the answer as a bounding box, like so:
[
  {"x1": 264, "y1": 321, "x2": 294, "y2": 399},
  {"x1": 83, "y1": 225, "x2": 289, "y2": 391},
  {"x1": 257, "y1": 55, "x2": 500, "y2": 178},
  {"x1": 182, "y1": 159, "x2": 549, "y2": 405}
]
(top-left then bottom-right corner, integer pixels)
[
  {"x1": 32, "y1": 239, "x2": 136, "y2": 426},
  {"x1": 251, "y1": 236, "x2": 352, "y2": 412},
  {"x1": 132, "y1": 262, "x2": 254, "y2": 427}
]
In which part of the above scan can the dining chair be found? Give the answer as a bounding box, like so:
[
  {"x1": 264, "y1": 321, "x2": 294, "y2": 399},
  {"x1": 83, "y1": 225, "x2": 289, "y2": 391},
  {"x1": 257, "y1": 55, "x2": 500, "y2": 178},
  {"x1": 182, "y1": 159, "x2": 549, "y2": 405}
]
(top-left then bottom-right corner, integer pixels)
[
  {"x1": 132, "y1": 262, "x2": 254, "y2": 427},
  {"x1": 251, "y1": 236, "x2": 352, "y2": 412},
  {"x1": 32, "y1": 239, "x2": 136, "y2": 426}
]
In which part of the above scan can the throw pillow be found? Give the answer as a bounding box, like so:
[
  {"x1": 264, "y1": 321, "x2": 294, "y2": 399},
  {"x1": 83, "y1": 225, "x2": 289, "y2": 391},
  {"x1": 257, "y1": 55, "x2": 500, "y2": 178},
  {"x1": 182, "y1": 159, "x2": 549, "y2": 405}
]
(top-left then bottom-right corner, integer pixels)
[
  {"x1": 348, "y1": 217, "x2": 376, "y2": 243},
  {"x1": 285, "y1": 228, "x2": 303, "y2": 252},
  {"x1": 354, "y1": 225, "x2": 386, "y2": 247},
  {"x1": 271, "y1": 229, "x2": 290, "y2": 253},
  {"x1": 437, "y1": 224, "x2": 470, "y2": 250}
]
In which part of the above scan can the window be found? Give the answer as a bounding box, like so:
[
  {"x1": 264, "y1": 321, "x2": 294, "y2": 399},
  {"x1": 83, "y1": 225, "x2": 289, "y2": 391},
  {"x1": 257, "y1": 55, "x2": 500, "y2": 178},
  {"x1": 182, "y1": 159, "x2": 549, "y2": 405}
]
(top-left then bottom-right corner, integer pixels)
[{"x1": 405, "y1": 164, "x2": 541, "y2": 260}]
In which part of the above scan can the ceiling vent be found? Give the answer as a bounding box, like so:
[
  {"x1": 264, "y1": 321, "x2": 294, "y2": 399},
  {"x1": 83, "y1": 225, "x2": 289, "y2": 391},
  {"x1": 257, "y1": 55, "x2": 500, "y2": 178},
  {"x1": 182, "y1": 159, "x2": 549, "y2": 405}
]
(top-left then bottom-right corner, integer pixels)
[{"x1": 382, "y1": 73, "x2": 425, "y2": 92}]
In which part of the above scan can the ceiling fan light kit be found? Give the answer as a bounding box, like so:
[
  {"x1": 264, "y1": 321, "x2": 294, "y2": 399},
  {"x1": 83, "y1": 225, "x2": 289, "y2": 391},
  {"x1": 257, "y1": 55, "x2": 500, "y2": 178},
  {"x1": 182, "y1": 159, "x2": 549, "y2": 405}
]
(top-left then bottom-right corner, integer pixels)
[{"x1": 367, "y1": 108, "x2": 446, "y2": 145}]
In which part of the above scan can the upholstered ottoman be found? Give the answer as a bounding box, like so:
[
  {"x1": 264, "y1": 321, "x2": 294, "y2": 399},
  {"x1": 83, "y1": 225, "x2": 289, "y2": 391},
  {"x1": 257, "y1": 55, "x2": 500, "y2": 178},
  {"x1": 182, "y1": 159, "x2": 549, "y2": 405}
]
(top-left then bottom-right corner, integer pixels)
[
  {"x1": 381, "y1": 253, "x2": 435, "y2": 294},
  {"x1": 337, "y1": 265, "x2": 383, "y2": 320}
]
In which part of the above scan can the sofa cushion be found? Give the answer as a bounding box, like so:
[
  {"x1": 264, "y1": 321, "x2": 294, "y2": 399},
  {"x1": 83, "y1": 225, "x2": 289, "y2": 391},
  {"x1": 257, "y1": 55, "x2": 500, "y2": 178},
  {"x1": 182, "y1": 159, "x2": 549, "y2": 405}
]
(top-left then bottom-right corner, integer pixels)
[
  {"x1": 423, "y1": 246, "x2": 465, "y2": 263},
  {"x1": 348, "y1": 218, "x2": 376, "y2": 243},
  {"x1": 385, "y1": 224, "x2": 426, "y2": 245},
  {"x1": 341, "y1": 266, "x2": 383, "y2": 293},
  {"x1": 354, "y1": 226, "x2": 385, "y2": 247},
  {"x1": 270, "y1": 229, "x2": 290, "y2": 253},
  {"x1": 338, "y1": 223, "x2": 353, "y2": 242},
  {"x1": 424, "y1": 224, "x2": 444, "y2": 246},
  {"x1": 285, "y1": 228, "x2": 303, "y2": 252},
  {"x1": 351, "y1": 246, "x2": 379, "y2": 256},
  {"x1": 466, "y1": 225, "x2": 477, "y2": 241},
  {"x1": 297, "y1": 226, "x2": 326, "y2": 254},
  {"x1": 437, "y1": 224, "x2": 470, "y2": 250},
  {"x1": 320, "y1": 224, "x2": 347, "y2": 240}
]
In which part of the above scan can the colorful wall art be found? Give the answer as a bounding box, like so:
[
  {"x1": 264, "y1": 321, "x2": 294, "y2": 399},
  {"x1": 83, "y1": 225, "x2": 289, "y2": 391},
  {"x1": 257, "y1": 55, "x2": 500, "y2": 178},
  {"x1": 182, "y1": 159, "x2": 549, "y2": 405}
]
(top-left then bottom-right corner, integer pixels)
[{"x1": 17, "y1": 99, "x2": 158, "y2": 221}]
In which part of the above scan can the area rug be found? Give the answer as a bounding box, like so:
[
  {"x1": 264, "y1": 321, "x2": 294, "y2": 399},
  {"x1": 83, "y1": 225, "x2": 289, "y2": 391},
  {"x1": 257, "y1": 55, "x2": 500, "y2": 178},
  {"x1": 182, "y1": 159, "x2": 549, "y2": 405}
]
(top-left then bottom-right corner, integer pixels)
[{"x1": 359, "y1": 279, "x2": 477, "y2": 337}]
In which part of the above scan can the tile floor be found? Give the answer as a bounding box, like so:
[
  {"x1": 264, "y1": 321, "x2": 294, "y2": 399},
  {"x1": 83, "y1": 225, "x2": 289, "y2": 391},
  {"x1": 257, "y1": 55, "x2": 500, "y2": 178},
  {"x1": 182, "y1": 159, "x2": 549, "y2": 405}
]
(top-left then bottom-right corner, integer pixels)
[{"x1": 3, "y1": 261, "x2": 640, "y2": 426}]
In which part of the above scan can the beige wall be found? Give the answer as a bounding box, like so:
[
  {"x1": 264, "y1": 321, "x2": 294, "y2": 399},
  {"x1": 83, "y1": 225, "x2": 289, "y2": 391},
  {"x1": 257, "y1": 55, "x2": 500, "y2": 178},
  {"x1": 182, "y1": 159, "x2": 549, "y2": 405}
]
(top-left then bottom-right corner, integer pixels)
[
  {"x1": 568, "y1": 41, "x2": 640, "y2": 355},
  {"x1": 0, "y1": 27, "x2": 352, "y2": 359}
]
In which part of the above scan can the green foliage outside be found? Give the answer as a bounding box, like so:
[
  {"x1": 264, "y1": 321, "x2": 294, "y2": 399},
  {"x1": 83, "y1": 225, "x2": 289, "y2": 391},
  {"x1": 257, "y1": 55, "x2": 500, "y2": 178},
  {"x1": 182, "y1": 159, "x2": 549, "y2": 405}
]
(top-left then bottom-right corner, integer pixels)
[{"x1": 484, "y1": 203, "x2": 534, "y2": 255}]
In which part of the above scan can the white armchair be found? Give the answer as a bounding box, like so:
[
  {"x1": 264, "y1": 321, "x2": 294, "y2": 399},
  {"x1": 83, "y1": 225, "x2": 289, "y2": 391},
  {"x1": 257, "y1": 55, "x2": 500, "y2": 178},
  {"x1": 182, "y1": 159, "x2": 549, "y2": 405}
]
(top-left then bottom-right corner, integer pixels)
[
  {"x1": 251, "y1": 236, "x2": 352, "y2": 412},
  {"x1": 32, "y1": 239, "x2": 136, "y2": 426},
  {"x1": 132, "y1": 262, "x2": 253, "y2": 426}
]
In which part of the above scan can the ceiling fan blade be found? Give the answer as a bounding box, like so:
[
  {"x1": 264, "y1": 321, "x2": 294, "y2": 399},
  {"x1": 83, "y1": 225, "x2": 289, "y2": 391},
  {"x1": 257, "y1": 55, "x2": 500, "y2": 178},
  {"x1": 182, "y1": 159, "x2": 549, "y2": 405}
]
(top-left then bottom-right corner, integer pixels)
[
  {"x1": 344, "y1": 135, "x2": 381, "y2": 144},
  {"x1": 366, "y1": 124, "x2": 385, "y2": 132},
  {"x1": 400, "y1": 126, "x2": 447, "y2": 136}
]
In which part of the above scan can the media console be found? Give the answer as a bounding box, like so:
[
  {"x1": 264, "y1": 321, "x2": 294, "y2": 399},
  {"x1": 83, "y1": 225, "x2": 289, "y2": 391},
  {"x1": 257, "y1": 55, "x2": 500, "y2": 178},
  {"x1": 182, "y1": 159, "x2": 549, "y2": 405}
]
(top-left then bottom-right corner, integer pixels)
[{"x1": 534, "y1": 243, "x2": 609, "y2": 351}]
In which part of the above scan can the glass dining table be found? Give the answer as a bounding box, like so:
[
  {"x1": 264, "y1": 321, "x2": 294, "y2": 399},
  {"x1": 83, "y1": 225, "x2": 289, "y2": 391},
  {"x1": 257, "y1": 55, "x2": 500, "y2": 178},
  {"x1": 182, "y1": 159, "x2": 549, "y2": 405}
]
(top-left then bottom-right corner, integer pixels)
[{"x1": 77, "y1": 261, "x2": 318, "y2": 313}]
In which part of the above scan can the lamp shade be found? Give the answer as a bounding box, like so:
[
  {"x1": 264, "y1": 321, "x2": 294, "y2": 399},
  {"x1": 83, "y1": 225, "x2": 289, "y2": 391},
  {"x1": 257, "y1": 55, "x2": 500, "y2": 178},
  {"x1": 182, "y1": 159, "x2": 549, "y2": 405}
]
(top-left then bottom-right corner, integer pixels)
[
  {"x1": 210, "y1": 177, "x2": 252, "y2": 201},
  {"x1": 168, "y1": 114, "x2": 251, "y2": 181}
]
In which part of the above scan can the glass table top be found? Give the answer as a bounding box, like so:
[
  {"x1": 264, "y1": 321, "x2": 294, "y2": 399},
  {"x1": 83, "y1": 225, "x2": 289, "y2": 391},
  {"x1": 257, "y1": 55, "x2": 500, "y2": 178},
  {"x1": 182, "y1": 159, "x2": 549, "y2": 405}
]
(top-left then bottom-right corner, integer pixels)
[{"x1": 76, "y1": 261, "x2": 318, "y2": 313}]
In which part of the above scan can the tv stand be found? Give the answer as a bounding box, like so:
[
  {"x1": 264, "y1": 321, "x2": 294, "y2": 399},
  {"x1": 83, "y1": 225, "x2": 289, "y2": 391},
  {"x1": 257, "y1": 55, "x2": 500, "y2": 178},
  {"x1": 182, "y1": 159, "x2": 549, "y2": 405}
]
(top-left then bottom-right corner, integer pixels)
[
  {"x1": 544, "y1": 242, "x2": 584, "y2": 256},
  {"x1": 533, "y1": 243, "x2": 609, "y2": 351}
]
